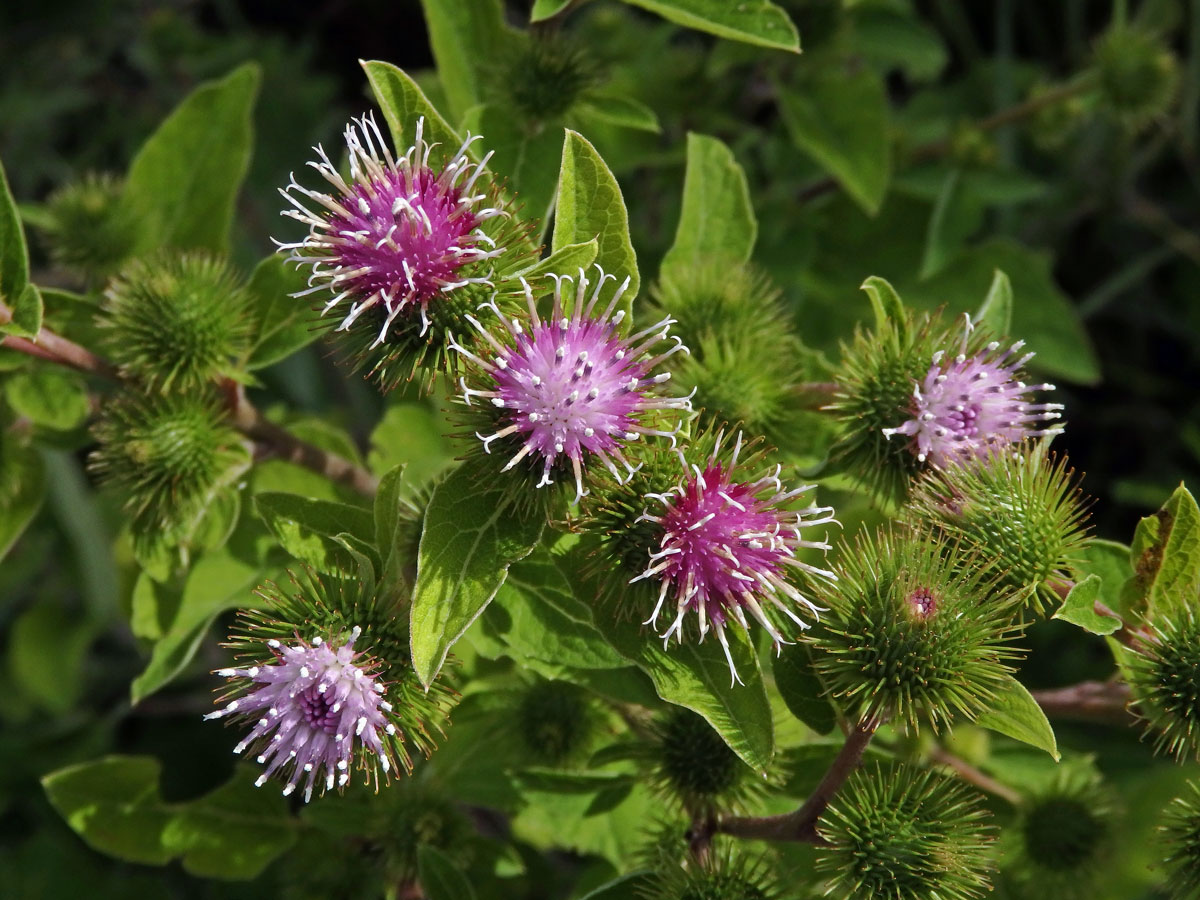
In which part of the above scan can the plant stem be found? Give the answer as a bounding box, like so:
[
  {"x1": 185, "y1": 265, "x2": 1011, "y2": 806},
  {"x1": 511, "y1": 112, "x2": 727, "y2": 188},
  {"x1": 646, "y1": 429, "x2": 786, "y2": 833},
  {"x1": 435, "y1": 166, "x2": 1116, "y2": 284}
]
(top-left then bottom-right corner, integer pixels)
[
  {"x1": 0, "y1": 303, "x2": 378, "y2": 496},
  {"x1": 791, "y1": 381, "x2": 840, "y2": 411},
  {"x1": 1031, "y1": 680, "x2": 1135, "y2": 724},
  {"x1": 714, "y1": 714, "x2": 880, "y2": 843},
  {"x1": 928, "y1": 745, "x2": 1022, "y2": 805}
]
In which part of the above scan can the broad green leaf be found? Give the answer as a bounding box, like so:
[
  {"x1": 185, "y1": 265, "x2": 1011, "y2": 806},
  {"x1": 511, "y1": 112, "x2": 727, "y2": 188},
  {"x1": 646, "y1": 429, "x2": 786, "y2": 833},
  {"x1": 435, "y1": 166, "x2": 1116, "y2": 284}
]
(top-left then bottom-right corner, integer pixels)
[
  {"x1": 121, "y1": 64, "x2": 260, "y2": 255},
  {"x1": 619, "y1": 0, "x2": 799, "y2": 52},
  {"x1": 0, "y1": 444, "x2": 45, "y2": 561},
  {"x1": 419, "y1": 0, "x2": 511, "y2": 124},
  {"x1": 4, "y1": 367, "x2": 89, "y2": 431},
  {"x1": 130, "y1": 551, "x2": 268, "y2": 703},
  {"x1": 852, "y1": 5, "x2": 947, "y2": 82},
  {"x1": 43, "y1": 757, "x2": 295, "y2": 879},
  {"x1": 0, "y1": 156, "x2": 29, "y2": 316},
  {"x1": 553, "y1": 131, "x2": 640, "y2": 304},
  {"x1": 5, "y1": 282, "x2": 43, "y2": 338},
  {"x1": 373, "y1": 463, "x2": 417, "y2": 601},
  {"x1": 367, "y1": 402, "x2": 454, "y2": 491},
  {"x1": 8, "y1": 601, "x2": 94, "y2": 713},
  {"x1": 461, "y1": 105, "x2": 563, "y2": 231},
  {"x1": 976, "y1": 676, "x2": 1059, "y2": 760},
  {"x1": 1121, "y1": 484, "x2": 1200, "y2": 618},
  {"x1": 244, "y1": 255, "x2": 322, "y2": 370},
  {"x1": 919, "y1": 169, "x2": 984, "y2": 278},
  {"x1": 574, "y1": 94, "x2": 661, "y2": 133},
  {"x1": 417, "y1": 845, "x2": 476, "y2": 900},
  {"x1": 411, "y1": 464, "x2": 544, "y2": 686},
  {"x1": 514, "y1": 239, "x2": 599, "y2": 283},
  {"x1": 1052, "y1": 574, "x2": 1121, "y2": 636},
  {"x1": 860, "y1": 275, "x2": 908, "y2": 342},
  {"x1": 778, "y1": 67, "x2": 891, "y2": 214},
  {"x1": 1078, "y1": 538, "x2": 1134, "y2": 616},
  {"x1": 772, "y1": 642, "x2": 837, "y2": 735},
  {"x1": 974, "y1": 268, "x2": 1014, "y2": 337},
  {"x1": 660, "y1": 133, "x2": 756, "y2": 277},
  {"x1": 530, "y1": 0, "x2": 573, "y2": 21},
  {"x1": 254, "y1": 492, "x2": 376, "y2": 573},
  {"x1": 362, "y1": 60, "x2": 466, "y2": 165},
  {"x1": 902, "y1": 239, "x2": 1099, "y2": 384},
  {"x1": 488, "y1": 550, "x2": 630, "y2": 672}
]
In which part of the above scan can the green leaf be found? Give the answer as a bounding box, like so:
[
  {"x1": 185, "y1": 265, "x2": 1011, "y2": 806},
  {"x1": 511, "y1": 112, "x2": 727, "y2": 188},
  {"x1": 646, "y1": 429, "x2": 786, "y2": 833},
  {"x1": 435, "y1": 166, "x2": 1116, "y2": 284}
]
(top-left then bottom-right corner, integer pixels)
[
  {"x1": 778, "y1": 67, "x2": 891, "y2": 214},
  {"x1": 772, "y1": 642, "x2": 836, "y2": 735},
  {"x1": 575, "y1": 872, "x2": 657, "y2": 900},
  {"x1": 660, "y1": 133, "x2": 756, "y2": 277},
  {"x1": 362, "y1": 60, "x2": 465, "y2": 165},
  {"x1": 0, "y1": 156, "x2": 29, "y2": 317},
  {"x1": 514, "y1": 239, "x2": 599, "y2": 283},
  {"x1": 1078, "y1": 538, "x2": 1134, "y2": 617},
  {"x1": 417, "y1": 845, "x2": 477, "y2": 900},
  {"x1": 8, "y1": 601, "x2": 94, "y2": 713},
  {"x1": 373, "y1": 463, "x2": 416, "y2": 601},
  {"x1": 976, "y1": 676, "x2": 1059, "y2": 760},
  {"x1": 552, "y1": 131, "x2": 640, "y2": 305},
  {"x1": 902, "y1": 239, "x2": 1099, "y2": 385},
  {"x1": 1052, "y1": 574, "x2": 1121, "y2": 636},
  {"x1": 121, "y1": 64, "x2": 260, "y2": 255},
  {"x1": 130, "y1": 551, "x2": 268, "y2": 703},
  {"x1": 244, "y1": 255, "x2": 321, "y2": 370},
  {"x1": 0, "y1": 444, "x2": 45, "y2": 561},
  {"x1": 4, "y1": 368, "x2": 90, "y2": 431},
  {"x1": 418, "y1": 0, "x2": 511, "y2": 124},
  {"x1": 461, "y1": 105, "x2": 563, "y2": 232},
  {"x1": 43, "y1": 757, "x2": 295, "y2": 879},
  {"x1": 852, "y1": 5, "x2": 947, "y2": 82},
  {"x1": 530, "y1": 0, "x2": 573, "y2": 21},
  {"x1": 919, "y1": 169, "x2": 984, "y2": 278},
  {"x1": 574, "y1": 93, "x2": 662, "y2": 133},
  {"x1": 367, "y1": 402, "x2": 454, "y2": 490},
  {"x1": 974, "y1": 268, "x2": 1014, "y2": 337},
  {"x1": 860, "y1": 275, "x2": 908, "y2": 342},
  {"x1": 618, "y1": 0, "x2": 800, "y2": 52},
  {"x1": 410, "y1": 464, "x2": 544, "y2": 686},
  {"x1": 1120, "y1": 483, "x2": 1200, "y2": 619},
  {"x1": 254, "y1": 492, "x2": 376, "y2": 574},
  {"x1": 4, "y1": 282, "x2": 43, "y2": 338},
  {"x1": 487, "y1": 550, "x2": 630, "y2": 672}
]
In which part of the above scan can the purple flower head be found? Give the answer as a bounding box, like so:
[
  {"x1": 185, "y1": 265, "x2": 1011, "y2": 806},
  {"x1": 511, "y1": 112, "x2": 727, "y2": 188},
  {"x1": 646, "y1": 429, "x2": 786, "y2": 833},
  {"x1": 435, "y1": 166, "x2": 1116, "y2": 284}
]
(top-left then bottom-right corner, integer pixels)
[
  {"x1": 277, "y1": 113, "x2": 506, "y2": 346},
  {"x1": 205, "y1": 625, "x2": 398, "y2": 802},
  {"x1": 882, "y1": 319, "x2": 1063, "y2": 468},
  {"x1": 450, "y1": 267, "x2": 692, "y2": 503},
  {"x1": 632, "y1": 431, "x2": 836, "y2": 683}
]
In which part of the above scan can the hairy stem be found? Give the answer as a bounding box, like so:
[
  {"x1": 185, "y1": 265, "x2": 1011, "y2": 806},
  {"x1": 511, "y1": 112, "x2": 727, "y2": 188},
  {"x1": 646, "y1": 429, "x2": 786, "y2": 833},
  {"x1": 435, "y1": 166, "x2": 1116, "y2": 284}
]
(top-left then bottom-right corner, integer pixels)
[
  {"x1": 714, "y1": 714, "x2": 880, "y2": 843},
  {"x1": 0, "y1": 303, "x2": 378, "y2": 496},
  {"x1": 929, "y1": 745, "x2": 1022, "y2": 805}
]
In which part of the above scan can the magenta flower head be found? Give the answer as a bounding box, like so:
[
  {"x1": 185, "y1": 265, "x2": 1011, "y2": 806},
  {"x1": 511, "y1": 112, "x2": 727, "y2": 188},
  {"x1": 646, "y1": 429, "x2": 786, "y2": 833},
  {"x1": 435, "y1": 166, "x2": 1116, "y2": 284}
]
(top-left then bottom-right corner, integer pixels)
[
  {"x1": 882, "y1": 320, "x2": 1063, "y2": 468},
  {"x1": 277, "y1": 113, "x2": 529, "y2": 388},
  {"x1": 449, "y1": 266, "x2": 692, "y2": 505},
  {"x1": 628, "y1": 430, "x2": 836, "y2": 683},
  {"x1": 205, "y1": 574, "x2": 454, "y2": 802}
]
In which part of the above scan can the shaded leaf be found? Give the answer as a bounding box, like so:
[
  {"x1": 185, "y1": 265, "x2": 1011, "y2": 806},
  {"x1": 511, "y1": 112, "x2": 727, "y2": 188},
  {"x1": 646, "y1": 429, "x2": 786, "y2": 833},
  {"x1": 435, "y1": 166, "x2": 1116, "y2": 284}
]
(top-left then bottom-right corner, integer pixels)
[
  {"x1": 0, "y1": 156, "x2": 29, "y2": 322},
  {"x1": 244, "y1": 255, "x2": 321, "y2": 370},
  {"x1": 619, "y1": 0, "x2": 799, "y2": 52},
  {"x1": 4, "y1": 367, "x2": 89, "y2": 431},
  {"x1": 461, "y1": 105, "x2": 564, "y2": 231},
  {"x1": 418, "y1": 845, "x2": 476, "y2": 900},
  {"x1": 772, "y1": 642, "x2": 836, "y2": 735},
  {"x1": 1052, "y1": 574, "x2": 1121, "y2": 635},
  {"x1": 254, "y1": 492, "x2": 376, "y2": 574},
  {"x1": 574, "y1": 94, "x2": 661, "y2": 133},
  {"x1": 0, "y1": 444, "x2": 45, "y2": 561},
  {"x1": 1120, "y1": 483, "x2": 1200, "y2": 619},
  {"x1": 974, "y1": 268, "x2": 1014, "y2": 337}
]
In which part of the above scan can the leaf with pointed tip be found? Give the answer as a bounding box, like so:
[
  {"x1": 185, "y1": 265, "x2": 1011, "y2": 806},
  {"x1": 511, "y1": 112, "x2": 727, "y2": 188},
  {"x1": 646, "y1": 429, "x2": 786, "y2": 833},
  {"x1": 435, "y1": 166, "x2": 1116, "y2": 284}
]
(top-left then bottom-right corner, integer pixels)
[
  {"x1": 619, "y1": 0, "x2": 799, "y2": 52},
  {"x1": 418, "y1": 0, "x2": 511, "y2": 124},
  {"x1": 977, "y1": 676, "x2": 1059, "y2": 760},
  {"x1": 0, "y1": 156, "x2": 30, "y2": 321},
  {"x1": 362, "y1": 60, "x2": 465, "y2": 163},
  {"x1": 417, "y1": 845, "x2": 476, "y2": 900},
  {"x1": 974, "y1": 269, "x2": 1014, "y2": 338},
  {"x1": 1120, "y1": 483, "x2": 1200, "y2": 619},
  {"x1": 860, "y1": 275, "x2": 908, "y2": 343},
  {"x1": 1053, "y1": 574, "x2": 1121, "y2": 635},
  {"x1": 574, "y1": 94, "x2": 661, "y2": 133}
]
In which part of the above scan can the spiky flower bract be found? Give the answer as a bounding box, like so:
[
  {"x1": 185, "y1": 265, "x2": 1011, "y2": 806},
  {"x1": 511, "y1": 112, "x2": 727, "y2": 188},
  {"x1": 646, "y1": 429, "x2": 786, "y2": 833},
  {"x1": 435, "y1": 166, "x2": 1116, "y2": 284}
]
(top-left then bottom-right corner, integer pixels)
[
  {"x1": 651, "y1": 262, "x2": 823, "y2": 448},
  {"x1": 639, "y1": 707, "x2": 759, "y2": 817},
  {"x1": 881, "y1": 326, "x2": 1063, "y2": 470},
  {"x1": 277, "y1": 113, "x2": 531, "y2": 390},
  {"x1": 1161, "y1": 779, "x2": 1200, "y2": 900},
  {"x1": 639, "y1": 843, "x2": 780, "y2": 900},
  {"x1": 1004, "y1": 760, "x2": 1116, "y2": 898},
  {"x1": 906, "y1": 445, "x2": 1090, "y2": 614},
  {"x1": 206, "y1": 571, "x2": 456, "y2": 801},
  {"x1": 1128, "y1": 606, "x2": 1200, "y2": 761},
  {"x1": 607, "y1": 427, "x2": 835, "y2": 683},
  {"x1": 816, "y1": 764, "x2": 995, "y2": 900},
  {"x1": 450, "y1": 267, "x2": 691, "y2": 506},
  {"x1": 89, "y1": 390, "x2": 248, "y2": 551},
  {"x1": 827, "y1": 309, "x2": 949, "y2": 504},
  {"x1": 502, "y1": 36, "x2": 600, "y2": 122},
  {"x1": 100, "y1": 253, "x2": 250, "y2": 391},
  {"x1": 1094, "y1": 25, "x2": 1180, "y2": 127},
  {"x1": 41, "y1": 172, "x2": 139, "y2": 282},
  {"x1": 514, "y1": 678, "x2": 599, "y2": 766},
  {"x1": 811, "y1": 527, "x2": 1021, "y2": 732}
]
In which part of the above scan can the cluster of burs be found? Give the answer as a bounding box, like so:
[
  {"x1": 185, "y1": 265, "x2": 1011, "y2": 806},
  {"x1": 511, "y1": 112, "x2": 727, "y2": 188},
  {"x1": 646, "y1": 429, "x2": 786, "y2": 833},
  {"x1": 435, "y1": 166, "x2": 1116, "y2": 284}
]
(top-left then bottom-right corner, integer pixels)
[{"x1": 15, "y1": 22, "x2": 1198, "y2": 900}]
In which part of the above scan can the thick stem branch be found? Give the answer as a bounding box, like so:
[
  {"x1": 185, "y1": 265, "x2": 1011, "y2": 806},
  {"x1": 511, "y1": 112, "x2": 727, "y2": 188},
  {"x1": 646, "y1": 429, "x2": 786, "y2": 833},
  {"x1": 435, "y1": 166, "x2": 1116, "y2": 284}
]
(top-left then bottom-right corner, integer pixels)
[
  {"x1": 1031, "y1": 680, "x2": 1135, "y2": 725},
  {"x1": 928, "y1": 745, "x2": 1022, "y2": 805},
  {"x1": 714, "y1": 714, "x2": 880, "y2": 843},
  {"x1": 0, "y1": 303, "x2": 378, "y2": 497}
]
